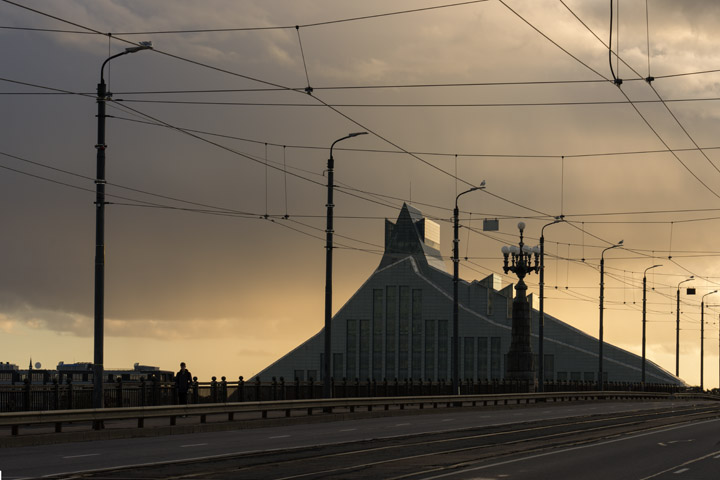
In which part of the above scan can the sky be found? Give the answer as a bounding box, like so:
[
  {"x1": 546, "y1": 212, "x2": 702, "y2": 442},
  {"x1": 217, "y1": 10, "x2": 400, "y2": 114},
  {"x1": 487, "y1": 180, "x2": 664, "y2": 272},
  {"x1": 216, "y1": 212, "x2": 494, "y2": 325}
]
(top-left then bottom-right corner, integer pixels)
[{"x1": 2, "y1": 0, "x2": 720, "y2": 388}]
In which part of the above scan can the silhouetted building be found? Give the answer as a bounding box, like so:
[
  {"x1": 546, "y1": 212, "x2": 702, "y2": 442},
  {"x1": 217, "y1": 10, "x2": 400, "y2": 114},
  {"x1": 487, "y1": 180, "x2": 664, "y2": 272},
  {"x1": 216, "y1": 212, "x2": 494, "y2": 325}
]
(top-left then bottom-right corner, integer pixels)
[{"x1": 257, "y1": 204, "x2": 682, "y2": 385}]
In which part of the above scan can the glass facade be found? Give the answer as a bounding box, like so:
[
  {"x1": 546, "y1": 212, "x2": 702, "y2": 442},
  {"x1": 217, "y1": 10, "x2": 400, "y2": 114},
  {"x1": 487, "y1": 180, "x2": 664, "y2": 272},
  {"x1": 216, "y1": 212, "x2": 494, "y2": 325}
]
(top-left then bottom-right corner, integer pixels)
[
  {"x1": 463, "y1": 337, "x2": 475, "y2": 380},
  {"x1": 478, "y1": 336, "x2": 488, "y2": 379},
  {"x1": 438, "y1": 319, "x2": 448, "y2": 380},
  {"x1": 372, "y1": 289, "x2": 383, "y2": 379},
  {"x1": 490, "y1": 337, "x2": 502, "y2": 379},
  {"x1": 359, "y1": 319, "x2": 370, "y2": 379},
  {"x1": 385, "y1": 286, "x2": 397, "y2": 379},
  {"x1": 398, "y1": 286, "x2": 410, "y2": 379},
  {"x1": 424, "y1": 319, "x2": 436, "y2": 379},
  {"x1": 346, "y1": 319, "x2": 357, "y2": 379},
  {"x1": 412, "y1": 289, "x2": 423, "y2": 379}
]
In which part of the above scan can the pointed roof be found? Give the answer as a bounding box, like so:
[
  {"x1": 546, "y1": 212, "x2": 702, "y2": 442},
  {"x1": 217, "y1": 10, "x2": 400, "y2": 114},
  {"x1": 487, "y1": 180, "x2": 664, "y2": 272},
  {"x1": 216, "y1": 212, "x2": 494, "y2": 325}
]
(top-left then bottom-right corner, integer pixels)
[{"x1": 377, "y1": 203, "x2": 447, "y2": 272}]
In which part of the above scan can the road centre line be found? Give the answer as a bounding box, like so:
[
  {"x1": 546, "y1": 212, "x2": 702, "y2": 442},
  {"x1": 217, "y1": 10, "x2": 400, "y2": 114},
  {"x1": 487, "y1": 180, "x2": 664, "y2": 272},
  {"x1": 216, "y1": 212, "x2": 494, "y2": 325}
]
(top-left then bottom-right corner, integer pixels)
[
  {"x1": 339, "y1": 428, "x2": 357, "y2": 432},
  {"x1": 673, "y1": 468, "x2": 689, "y2": 474},
  {"x1": 269, "y1": 435, "x2": 291, "y2": 439},
  {"x1": 180, "y1": 443, "x2": 208, "y2": 448},
  {"x1": 62, "y1": 454, "x2": 100, "y2": 459}
]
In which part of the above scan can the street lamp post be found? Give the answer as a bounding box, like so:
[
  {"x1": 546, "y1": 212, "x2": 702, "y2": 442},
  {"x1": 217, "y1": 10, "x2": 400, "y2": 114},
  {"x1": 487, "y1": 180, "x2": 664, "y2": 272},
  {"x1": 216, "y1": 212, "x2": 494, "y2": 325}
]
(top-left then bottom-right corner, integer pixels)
[
  {"x1": 501, "y1": 222, "x2": 540, "y2": 388},
  {"x1": 676, "y1": 276, "x2": 694, "y2": 377},
  {"x1": 93, "y1": 41, "x2": 153, "y2": 410},
  {"x1": 452, "y1": 182, "x2": 485, "y2": 395},
  {"x1": 700, "y1": 290, "x2": 717, "y2": 391},
  {"x1": 598, "y1": 240, "x2": 623, "y2": 391},
  {"x1": 538, "y1": 216, "x2": 564, "y2": 392},
  {"x1": 324, "y1": 132, "x2": 367, "y2": 399},
  {"x1": 641, "y1": 264, "x2": 662, "y2": 387}
]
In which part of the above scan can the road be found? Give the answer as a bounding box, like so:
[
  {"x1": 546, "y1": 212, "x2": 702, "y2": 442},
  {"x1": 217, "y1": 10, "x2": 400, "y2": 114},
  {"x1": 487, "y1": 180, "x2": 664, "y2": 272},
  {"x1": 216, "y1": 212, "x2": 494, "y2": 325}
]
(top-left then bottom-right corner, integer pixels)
[{"x1": 1, "y1": 399, "x2": 718, "y2": 479}]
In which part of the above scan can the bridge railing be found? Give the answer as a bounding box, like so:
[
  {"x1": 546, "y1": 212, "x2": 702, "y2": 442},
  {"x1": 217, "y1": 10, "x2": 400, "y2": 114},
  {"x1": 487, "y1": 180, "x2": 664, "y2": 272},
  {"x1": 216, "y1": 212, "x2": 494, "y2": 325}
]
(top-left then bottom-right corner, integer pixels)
[
  {"x1": 1, "y1": 390, "x2": 717, "y2": 440},
  {"x1": 0, "y1": 376, "x2": 689, "y2": 413}
]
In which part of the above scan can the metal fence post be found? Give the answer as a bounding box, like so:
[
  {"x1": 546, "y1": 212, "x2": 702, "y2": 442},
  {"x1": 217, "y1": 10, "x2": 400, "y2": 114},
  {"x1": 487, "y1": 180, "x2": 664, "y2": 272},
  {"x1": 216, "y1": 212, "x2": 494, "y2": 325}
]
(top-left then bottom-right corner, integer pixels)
[
  {"x1": 238, "y1": 376, "x2": 245, "y2": 402},
  {"x1": 211, "y1": 376, "x2": 218, "y2": 403},
  {"x1": 67, "y1": 378, "x2": 74, "y2": 410},
  {"x1": 192, "y1": 377, "x2": 199, "y2": 404},
  {"x1": 221, "y1": 376, "x2": 228, "y2": 402},
  {"x1": 116, "y1": 377, "x2": 123, "y2": 408},
  {"x1": 23, "y1": 378, "x2": 31, "y2": 411},
  {"x1": 53, "y1": 378, "x2": 60, "y2": 410}
]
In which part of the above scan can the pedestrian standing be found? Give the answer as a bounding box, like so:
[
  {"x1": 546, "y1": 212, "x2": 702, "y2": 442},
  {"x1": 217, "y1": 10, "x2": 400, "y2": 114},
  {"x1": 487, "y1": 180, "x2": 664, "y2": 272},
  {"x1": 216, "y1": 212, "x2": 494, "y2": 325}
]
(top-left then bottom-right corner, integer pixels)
[{"x1": 176, "y1": 362, "x2": 192, "y2": 405}]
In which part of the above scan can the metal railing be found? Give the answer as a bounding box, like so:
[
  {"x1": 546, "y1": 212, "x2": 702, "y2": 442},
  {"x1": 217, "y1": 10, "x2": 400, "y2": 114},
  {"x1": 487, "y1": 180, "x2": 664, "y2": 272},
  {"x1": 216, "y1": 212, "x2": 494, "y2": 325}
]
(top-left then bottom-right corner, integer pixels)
[
  {"x1": 2, "y1": 390, "x2": 717, "y2": 440},
  {"x1": 1, "y1": 376, "x2": 689, "y2": 413}
]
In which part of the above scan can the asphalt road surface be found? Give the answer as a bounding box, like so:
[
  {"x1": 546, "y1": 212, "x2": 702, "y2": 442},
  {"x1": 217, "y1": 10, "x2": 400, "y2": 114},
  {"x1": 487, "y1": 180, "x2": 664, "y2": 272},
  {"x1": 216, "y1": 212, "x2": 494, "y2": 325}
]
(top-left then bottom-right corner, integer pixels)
[{"x1": 1, "y1": 399, "x2": 719, "y2": 479}]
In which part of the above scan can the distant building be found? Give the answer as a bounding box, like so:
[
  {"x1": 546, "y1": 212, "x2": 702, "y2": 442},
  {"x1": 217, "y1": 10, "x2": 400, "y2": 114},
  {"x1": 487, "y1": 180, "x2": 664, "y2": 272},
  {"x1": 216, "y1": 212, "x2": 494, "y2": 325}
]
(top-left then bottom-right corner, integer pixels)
[
  {"x1": 257, "y1": 204, "x2": 682, "y2": 386},
  {"x1": 0, "y1": 361, "x2": 173, "y2": 385}
]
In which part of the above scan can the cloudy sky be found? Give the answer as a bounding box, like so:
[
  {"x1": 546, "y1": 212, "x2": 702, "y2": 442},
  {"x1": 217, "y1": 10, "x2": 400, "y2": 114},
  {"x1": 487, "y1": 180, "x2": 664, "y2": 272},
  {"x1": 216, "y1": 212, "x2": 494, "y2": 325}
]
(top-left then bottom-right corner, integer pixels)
[{"x1": 2, "y1": 0, "x2": 720, "y2": 387}]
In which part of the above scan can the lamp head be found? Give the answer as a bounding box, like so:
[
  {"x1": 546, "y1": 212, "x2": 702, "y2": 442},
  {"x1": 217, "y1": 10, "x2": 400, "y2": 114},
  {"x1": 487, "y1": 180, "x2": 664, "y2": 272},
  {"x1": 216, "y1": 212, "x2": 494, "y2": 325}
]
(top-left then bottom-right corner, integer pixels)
[
  {"x1": 348, "y1": 131, "x2": 368, "y2": 137},
  {"x1": 518, "y1": 221, "x2": 526, "y2": 232},
  {"x1": 125, "y1": 41, "x2": 153, "y2": 53},
  {"x1": 617, "y1": 239, "x2": 624, "y2": 246},
  {"x1": 501, "y1": 246, "x2": 510, "y2": 255}
]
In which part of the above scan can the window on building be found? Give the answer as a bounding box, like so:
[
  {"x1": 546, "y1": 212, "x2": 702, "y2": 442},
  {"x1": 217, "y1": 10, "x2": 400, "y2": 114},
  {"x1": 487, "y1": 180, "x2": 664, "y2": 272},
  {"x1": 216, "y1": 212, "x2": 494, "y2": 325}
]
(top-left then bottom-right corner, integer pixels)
[
  {"x1": 346, "y1": 319, "x2": 357, "y2": 380},
  {"x1": 359, "y1": 319, "x2": 370, "y2": 379},
  {"x1": 333, "y1": 353, "x2": 344, "y2": 380},
  {"x1": 386, "y1": 286, "x2": 397, "y2": 379},
  {"x1": 425, "y1": 319, "x2": 436, "y2": 379},
  {"x1": 373, "y1": 289, "x2": 384, "y2": 380},
  {"x1": 490, "y1": 337, "x2": 502, "y2": 379},
  {"x1": 398, "y1": 286, "x2": 410, "y2": 379},
  {"x1": 438, "y1": 320, "x2": 448, "y2": 380},
  {"x1": 544, "y1": 354, "x2": 554, "y2": 380},
  {"x1": 412, "y1": 289, "x2": 423, "y2": 379},
  {"x1": 463, "y1": 337, "x2": 475, "y2": 380},
  {"x1": 478, "y1": 337, "x2": 488, "y2": 379}
]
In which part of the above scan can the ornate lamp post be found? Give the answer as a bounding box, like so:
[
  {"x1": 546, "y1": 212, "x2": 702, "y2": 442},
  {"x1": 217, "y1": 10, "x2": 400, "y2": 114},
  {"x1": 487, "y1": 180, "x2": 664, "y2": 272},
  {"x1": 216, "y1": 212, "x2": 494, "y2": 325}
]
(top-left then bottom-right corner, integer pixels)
[
  {"x1": 501, "y1": 222, "x2": 540, "y2": 388},
  {"x1": 323, "y1": 132, "x2": 367, "y2": 399},
  {"x1": 598, "y1": 240, "x2": 623, "y2": 391},
  {"x1": 641, "y1": 264, "x2": 662, "y2": 387},
  {"x1": 538, "y1": 216, "x2": 563, "y2": 392},
  {"x1": 452, "y1": 182, "x2": 485, "y2": 395},
  {"x1": 93, "y1": 41, "x2": 153, "y2": 409},
  {"x1": 700, "y1": 290, "x2": 717, "y2": 391},
  {"x1": 676, "y1": 276, "x2": 694, "y2": 377}
]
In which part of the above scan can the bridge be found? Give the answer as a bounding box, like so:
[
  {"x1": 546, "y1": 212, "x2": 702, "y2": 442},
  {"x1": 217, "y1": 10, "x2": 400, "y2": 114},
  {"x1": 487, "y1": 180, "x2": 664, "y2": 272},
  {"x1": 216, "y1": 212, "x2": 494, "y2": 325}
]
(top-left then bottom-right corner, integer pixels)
[{"x1": 1, "y1": 392, "x2": 719, "y2": 479}]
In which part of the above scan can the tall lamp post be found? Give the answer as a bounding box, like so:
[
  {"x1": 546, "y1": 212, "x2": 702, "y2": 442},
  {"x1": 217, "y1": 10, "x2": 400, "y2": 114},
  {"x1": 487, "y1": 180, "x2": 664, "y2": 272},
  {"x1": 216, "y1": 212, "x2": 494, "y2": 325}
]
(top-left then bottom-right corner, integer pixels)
[
  {"x1": 93, "y1": 41, "x2": 153, "y2": 409},
  {"x1": 598, "y1": 240, "x2": 623, "y2": 391},
  {"x1": 641, "y1": 264, "x2": 662, "y2": 387},
  {"x1": 676, "y1": 276, "x2": 694, "y2": 377},
  {"x1": 453, "y1": 182, "x2": 485, "y2": 395},
  {"x1": 538, "y1": 216, "x2": 564, "y2": 392},
  {"x1": 700, "y1": 290, "x2": 717, "y2": 391},
  {"x1": 324, "y1": 132, "x2": 367, "y2": 399},
  {"x1": 501, "y1": 222, "x2": 540, "y2": 388}
]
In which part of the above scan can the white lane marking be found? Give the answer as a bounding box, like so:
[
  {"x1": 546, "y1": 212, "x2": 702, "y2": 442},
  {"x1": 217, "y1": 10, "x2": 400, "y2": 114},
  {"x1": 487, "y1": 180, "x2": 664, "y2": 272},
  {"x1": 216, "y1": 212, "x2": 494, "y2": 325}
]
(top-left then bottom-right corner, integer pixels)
[
  {"x1": 420, "y1": 419, "x2": 720, "y2": 480},
  {"x1": 339, "y1": 428, "x2": 357, "y2": 432},
  {"x1": 269, "y1": 435, "x2": 290, "y2": 439},
  {"x1": 442, "y1": 419, "x2": 454, "y2": 422},
  {"x1": 714, "y1": 454, "x2": 720, "y2": 459},
  {"x1": 674, "y1": 468, "x2": 689, "y2": 474},
  {"x1": 395, "y1": 423, "x2": 411, "y2": 427},
  {"x1": 180, "y1": 443, "x2": 208, "y2": 448},
  {"x1": 63, "y1": 453, "x2": 100, "y2": 459}
]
